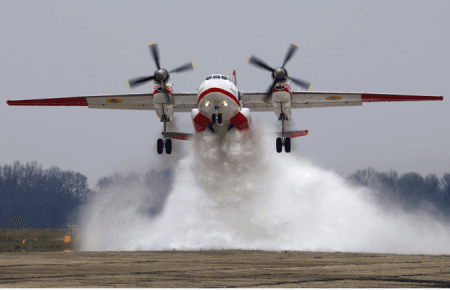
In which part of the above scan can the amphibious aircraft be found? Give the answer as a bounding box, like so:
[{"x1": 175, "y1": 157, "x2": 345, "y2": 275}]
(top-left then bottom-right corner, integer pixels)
[{"x1": 7, "y1": 42, "x2": 444, "y2": 154}]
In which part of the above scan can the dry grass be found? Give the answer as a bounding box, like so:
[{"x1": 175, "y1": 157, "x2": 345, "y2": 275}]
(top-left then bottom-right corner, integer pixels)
[{"x1": 0, "y1": 228, "x2": 78, "y2": 252}]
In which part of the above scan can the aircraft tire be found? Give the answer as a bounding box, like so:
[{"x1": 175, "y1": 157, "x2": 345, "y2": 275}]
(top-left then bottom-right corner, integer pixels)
[
  {"x1": 276, "y1": 137, "x2": 283, "y2": 153},
  {"x1": 157, "y1": 139, "x2": 164, "y2": 154},
  {"x1": 166, "y1": 139, "x2": 172, "y2": 154},
  {"x1": 218, "y1": 114, "x2": 222, "y2": 124},
  {"x1": 285, "y1": 137, "x2": 291, "y2": 153},
  {"x1": 211, "y1": 114, "x2": 216, "y2": 124}
]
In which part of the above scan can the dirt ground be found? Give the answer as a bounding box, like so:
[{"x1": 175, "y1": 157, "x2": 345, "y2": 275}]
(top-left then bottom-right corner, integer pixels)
[{"x1": 1, "y1": 250, "x2": 450, "y2": 288}]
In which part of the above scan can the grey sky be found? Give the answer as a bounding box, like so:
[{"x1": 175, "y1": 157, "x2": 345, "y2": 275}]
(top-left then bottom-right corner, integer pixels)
[{"x1": 1, "y1": 0, "x2": 449, "y2": 187}]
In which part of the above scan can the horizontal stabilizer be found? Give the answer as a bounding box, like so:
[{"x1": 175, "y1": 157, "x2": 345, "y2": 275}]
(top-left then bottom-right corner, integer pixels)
[
  {"x1": 162, "y1": 132, "x2": 194, "y2": 141},
  {"x1": 278, "y1": 130, "x2": 309, "y2": 138}
]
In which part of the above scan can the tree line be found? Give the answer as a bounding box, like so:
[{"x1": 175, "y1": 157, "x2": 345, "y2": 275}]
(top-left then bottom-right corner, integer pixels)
[
  {"x1": 347, "y1": 168, "x2": 450, "y2": 220},
  {"x1": 0, "y1": 161, "x2": 92, "y2": 228}
]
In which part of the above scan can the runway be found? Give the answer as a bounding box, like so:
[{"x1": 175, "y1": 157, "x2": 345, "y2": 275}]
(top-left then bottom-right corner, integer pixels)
[{"x1": 1, "y1": 250, "x2": 450, "y2": 287}]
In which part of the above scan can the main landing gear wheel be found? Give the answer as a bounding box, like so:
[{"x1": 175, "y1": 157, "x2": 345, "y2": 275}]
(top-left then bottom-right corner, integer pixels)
[
  {"x1": 276, "y1": 137, "x2": 283, "y2": 153},
  {"x1": 157, "y1": 139, "x2": 164, "y2": 154},
  {"x1": 165, "y1": 138, "x2": 172, "y2": 154},
  {"x1": 157, "y1": 138, "x2": 172, "y2": 154},
  {"x1": 275, "y1": 137, "x2": 291, "y2": 153},
  {"x1": 285, "y1": 137, "x2": 291, "y2": 153}
]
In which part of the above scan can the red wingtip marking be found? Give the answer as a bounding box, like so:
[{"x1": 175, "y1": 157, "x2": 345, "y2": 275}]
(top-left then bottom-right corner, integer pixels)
[
  {"x1": 361, "y1": 94, "x2": 443, "y2": 102},
  {"x1": 7, "y1": 97, "x2": 88, "y2": 106}
]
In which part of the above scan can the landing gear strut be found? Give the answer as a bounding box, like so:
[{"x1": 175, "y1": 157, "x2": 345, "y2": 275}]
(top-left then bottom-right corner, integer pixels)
[
  {"x1": 211, "y1": 106, "x2": 222, "y2": 125},
  {"x1": 157, "y1": 114, "x2": 172, "y2": 154},
  {"x1": 276, "y1": 113, "x2": 291, "y2": 153}
]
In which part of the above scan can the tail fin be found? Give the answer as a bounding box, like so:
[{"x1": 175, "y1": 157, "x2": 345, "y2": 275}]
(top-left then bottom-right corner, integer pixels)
[{"x1": 233, "y1": 70, "x2": 237, "y2": 86}]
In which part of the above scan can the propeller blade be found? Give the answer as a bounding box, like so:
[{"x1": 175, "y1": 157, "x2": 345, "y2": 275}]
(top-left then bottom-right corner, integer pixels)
[
  {"x1": 289, "y1": 76, "x2": 312, "y2": 90},
  {"x1": 127, "y1": 75, "x2": 155, "y2": 89},
  {"x1": 282, "y1": 43, "x2": 299, "y2": 68},
  {"x1": 168, "y1": 62, "x2": 195, "y2": 74},
  {"x1": 247, "y1": 55, "x2": 275, "y2": 73},
  {"x1": 262, "y1": 79, "x2": 277, "y2": 104},
  {"x1": 148, "y1": 42, "x2": 160, "y2": 69}
]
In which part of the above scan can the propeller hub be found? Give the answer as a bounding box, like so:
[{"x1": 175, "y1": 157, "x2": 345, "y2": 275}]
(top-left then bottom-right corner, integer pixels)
[
  {"x1": 155, "y1": 69, "x2": 168, "y2": 82},
  {"x1": 273, "y1": 67, "x2": 286, "y2": 80}
]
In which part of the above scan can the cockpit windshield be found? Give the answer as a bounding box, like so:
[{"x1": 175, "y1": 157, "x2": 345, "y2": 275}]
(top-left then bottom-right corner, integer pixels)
[{"x1": 205, "y1": 75, "x2": 232, "y2": 82}]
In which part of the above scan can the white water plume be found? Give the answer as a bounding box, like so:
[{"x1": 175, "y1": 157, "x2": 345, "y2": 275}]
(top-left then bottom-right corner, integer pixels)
[{"x1": 78, "y1": 122, "x2": 450, "y2": 254}]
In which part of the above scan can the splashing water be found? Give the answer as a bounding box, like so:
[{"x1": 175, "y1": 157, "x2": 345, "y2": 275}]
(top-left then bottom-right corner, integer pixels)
[{"x1": 78, "y1": 123, "x2": 450, "y2": 254}]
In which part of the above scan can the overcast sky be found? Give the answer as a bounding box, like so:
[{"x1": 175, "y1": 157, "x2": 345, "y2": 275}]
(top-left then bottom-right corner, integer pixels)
[{"x1": 1, "y1": 0, "x2": 449, "y2": 187}]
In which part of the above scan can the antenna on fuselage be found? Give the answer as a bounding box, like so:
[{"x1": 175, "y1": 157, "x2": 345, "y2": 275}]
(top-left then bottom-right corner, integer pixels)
[{"x1": 233, "y1": 70, "x2": 237, "y2": 86}]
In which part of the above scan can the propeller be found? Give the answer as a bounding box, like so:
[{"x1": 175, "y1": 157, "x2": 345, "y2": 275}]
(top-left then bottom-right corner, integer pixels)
[
  {"x1": 127, "y1": 42, "x2": 195, "y2": 105},
  {"x1": 248, "y1": 43, "x2": 312, "y2": 104}
]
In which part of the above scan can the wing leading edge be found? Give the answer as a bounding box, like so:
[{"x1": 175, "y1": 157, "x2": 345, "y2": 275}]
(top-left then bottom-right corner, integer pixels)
[{"x1": 241, "y1": 92, "x2": 443, "y2": 111}]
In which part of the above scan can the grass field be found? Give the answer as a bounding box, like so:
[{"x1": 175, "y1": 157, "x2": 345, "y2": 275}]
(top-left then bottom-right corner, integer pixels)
[{"x1": 0, "y1": 228, "x2": 77, "y2": 252}]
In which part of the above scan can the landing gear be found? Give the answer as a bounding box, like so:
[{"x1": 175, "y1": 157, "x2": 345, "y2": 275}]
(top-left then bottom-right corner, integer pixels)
[
  {"x1": 157, "y1": 114, "x2": 172, "y2": 154},
  {"x1": 276, "y1": 137, "x2": 282, "y2": 153},
  {"x1": 212, "y1": 106, "x2": 222, "y2": 125},
  {"x1": 157, "y1": 138, "x2": 164, "y2": 154},
  {"x1": 276, "y1": 113, "x2": 292, "y2": 153},
  {"x1": 285, "y1": 137, "x2": 291, "y2": 153}
]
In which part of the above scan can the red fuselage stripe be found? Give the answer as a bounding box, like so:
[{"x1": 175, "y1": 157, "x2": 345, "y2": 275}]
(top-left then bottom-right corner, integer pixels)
[
  {"x1": 7, "y1": 97, "x2": 88, "y2": 106},
  {"x1": 197, "y1": 88, "x2": 241, "y2": 107},
  {"x1": 361, "y1": 94, "x2": 443, "y2": 102}
]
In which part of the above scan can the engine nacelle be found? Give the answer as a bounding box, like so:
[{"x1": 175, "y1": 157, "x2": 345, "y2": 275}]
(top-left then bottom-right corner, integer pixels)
[
  {"x1": 272, "y1": 84, "x2": 292, "y2": 120},
  {"x1": 153, "y1": 84, "x2": 174, "y2": 121}
]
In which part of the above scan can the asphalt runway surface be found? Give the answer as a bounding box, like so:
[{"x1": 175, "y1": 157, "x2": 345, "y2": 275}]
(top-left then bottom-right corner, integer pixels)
[{"x1": 1, "y1": 250, "x2": 450, "y2": 288}]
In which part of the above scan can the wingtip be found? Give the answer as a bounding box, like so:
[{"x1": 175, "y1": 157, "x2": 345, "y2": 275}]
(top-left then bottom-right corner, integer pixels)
[
  {"x1": 192, "y1": 62, "x2": 195, "y2": 70},
  {"x1": 148, "y1": 41, "x2": 157, "y2": 46},
  {"x1": 6, "y1": 100, "x2": 10, "y2": 105},
  {"x1": 127, "y1": 80, "x2": 131, "y2": 89},
  {"x1": 308, "y1": 83, "x2": 313, "y2": 91},
  {"x1": 292, "y1": 42, "x2": 299, "y2": 47}
]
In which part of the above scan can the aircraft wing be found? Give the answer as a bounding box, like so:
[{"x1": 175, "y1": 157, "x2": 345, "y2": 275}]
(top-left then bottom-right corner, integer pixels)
[
  {"x1": 6, "y1": 92, "x2": 198, "y2": 112},
  {"x1": 241, "y1": 91, "x2": 444, "y2": 111}
]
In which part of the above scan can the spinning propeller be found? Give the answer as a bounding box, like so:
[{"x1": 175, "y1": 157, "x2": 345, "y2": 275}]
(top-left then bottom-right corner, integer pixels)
[
  {"x1": 247, "y1": 43, "x2": 312, "y2": 104},
  {"x1": 127, "y1": 42, "x2": 195, "y2": 105}
]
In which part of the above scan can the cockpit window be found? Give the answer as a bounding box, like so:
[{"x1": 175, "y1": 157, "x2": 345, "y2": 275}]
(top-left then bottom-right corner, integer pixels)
[
  {"x1": 206, "y1": 76, "x2": 212, "y2": 80},
  {"x1": 213, "y1": 75, "x2": 220, "y2": 79},
  {"x1": 221, "y1": 76, "x2": 227, "y2": 80}
]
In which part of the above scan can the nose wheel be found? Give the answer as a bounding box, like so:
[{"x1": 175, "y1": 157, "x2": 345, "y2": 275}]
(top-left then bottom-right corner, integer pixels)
[
  {"x1": 157, "y1": 114, "x2": 172, "y2": 154},
  {"x1": 211, "y1": 106, "x2": 222, "y2": 125}
]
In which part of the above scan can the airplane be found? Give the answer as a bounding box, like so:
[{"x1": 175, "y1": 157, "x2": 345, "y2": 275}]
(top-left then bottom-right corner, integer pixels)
[{"x1": 7, "y1": 42, "x2": 444, "y2": 154}]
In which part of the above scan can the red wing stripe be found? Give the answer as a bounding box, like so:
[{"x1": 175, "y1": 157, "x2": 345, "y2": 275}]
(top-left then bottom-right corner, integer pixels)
[
  {"x1": 197, "y1": 88, "x2": 241, "y2": 107},
  {"x1": 7, "y1": 97, "x2": 88, "y2": 106},
  {"x1": 361, "y1": 94, "x2": 443, "y2": 102}
]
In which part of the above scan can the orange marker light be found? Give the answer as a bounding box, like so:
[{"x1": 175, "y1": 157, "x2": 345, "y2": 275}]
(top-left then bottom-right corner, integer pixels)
[{"x1": 64, "y1": 236, "x2": 71, "y2": 243}]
